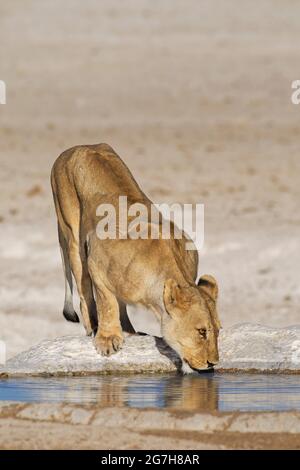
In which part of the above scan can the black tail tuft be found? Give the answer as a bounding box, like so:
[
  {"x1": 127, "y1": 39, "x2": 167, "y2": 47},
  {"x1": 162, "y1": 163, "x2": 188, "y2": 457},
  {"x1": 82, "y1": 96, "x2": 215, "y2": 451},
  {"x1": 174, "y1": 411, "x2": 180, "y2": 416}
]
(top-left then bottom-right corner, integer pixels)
[{"x1": 63, "y1": 309, "x2": 80, "y2": 323}]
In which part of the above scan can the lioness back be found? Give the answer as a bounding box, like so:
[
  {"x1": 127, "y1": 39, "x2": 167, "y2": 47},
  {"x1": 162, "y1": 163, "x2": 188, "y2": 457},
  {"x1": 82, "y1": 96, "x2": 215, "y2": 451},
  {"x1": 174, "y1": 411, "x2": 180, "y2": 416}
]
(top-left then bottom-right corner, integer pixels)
[{"x1": 51, "y1": 143, "x2": 145, "y2": 206}]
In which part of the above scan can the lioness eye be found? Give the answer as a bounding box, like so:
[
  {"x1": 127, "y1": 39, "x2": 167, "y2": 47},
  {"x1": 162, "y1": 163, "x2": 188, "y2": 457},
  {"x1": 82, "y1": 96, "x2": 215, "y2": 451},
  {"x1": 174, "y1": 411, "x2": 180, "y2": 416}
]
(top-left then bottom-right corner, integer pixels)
[{"x1": 197, "y1": 328, "x2": 207, "y2": 339}]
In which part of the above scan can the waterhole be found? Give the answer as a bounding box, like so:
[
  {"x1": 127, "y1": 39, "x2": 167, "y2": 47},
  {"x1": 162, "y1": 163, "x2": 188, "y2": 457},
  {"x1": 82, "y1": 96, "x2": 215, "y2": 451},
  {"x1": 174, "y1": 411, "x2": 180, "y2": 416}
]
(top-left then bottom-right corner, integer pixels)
[{"x1": 0, "y1": 373, "x2": 300, "y2": 412}]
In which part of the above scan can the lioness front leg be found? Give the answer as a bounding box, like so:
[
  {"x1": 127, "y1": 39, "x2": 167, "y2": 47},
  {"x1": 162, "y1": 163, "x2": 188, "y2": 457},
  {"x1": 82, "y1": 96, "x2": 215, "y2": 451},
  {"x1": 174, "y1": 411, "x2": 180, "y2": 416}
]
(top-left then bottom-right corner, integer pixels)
[{"x1": 92, "y1": 282, "x2": 123, "y2": 356}]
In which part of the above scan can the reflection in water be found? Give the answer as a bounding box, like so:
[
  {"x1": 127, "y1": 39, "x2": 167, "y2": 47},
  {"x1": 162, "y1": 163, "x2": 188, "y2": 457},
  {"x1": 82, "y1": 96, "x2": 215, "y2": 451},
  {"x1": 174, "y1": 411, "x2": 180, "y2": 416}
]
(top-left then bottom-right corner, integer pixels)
[
  {"x1": 125, "y1": 373, "x2": 218, "y2": 411},
  {"x1": 0, "y1": 373, "x2": 300, "y2": 412}
]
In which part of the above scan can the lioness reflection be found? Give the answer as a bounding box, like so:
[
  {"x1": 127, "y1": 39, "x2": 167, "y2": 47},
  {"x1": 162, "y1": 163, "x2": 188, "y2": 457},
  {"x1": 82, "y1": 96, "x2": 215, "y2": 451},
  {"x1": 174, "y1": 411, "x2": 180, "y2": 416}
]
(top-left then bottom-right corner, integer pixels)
[{"x1": 57, "y1": 375, "x2": 219, "y2": 412}]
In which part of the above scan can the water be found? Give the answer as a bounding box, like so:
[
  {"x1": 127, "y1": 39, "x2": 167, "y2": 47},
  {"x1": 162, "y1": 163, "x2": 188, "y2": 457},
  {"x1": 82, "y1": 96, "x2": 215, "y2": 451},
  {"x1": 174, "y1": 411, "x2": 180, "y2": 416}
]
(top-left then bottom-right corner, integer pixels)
[{"x1": 0, "y1": 373, "x2": 300, "y2": 412}]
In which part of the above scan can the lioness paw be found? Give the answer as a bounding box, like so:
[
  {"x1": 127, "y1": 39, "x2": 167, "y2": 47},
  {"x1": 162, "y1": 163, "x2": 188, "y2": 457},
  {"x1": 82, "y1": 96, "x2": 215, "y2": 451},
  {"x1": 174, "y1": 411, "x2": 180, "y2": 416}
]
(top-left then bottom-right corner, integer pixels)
[{"x1": 94, "y1": 333, "x2": 124, "y2": 356}]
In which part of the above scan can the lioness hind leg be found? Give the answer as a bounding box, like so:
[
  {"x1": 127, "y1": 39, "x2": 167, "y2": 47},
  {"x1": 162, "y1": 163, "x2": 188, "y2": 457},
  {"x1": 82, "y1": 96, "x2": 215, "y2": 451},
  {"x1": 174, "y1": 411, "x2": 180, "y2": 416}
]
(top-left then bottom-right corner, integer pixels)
[
  {"x1": 79, "y1": 249, "x2": 98, "y2": 336},
  {"x1": 68, "y1": 239, "x2": 98, "y2": 336},
  {"x1": 88, "y1": 265, "x2": 123, "y2": 356},
  {"x1": 119, "y1": 301, "x2": 135, "y2": 334},
  {"x1": 58, "y1": 225, "x2": 80, "y2": 323}
]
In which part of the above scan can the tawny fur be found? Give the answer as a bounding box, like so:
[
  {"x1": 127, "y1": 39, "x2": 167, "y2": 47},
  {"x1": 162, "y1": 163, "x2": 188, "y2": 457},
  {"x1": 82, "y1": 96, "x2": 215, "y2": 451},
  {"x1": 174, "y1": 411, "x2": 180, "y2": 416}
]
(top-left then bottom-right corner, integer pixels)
[{"x1": 51, "y1": 143, "x2": 220, "y2": 371}]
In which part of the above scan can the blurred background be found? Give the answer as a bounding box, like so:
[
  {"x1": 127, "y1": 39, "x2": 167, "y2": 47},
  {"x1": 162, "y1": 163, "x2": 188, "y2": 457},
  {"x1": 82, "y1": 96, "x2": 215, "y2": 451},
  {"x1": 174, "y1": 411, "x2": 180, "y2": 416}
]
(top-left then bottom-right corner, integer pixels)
[{"x1": 0, "y1": 0, "x2": 299, "y2": 358}]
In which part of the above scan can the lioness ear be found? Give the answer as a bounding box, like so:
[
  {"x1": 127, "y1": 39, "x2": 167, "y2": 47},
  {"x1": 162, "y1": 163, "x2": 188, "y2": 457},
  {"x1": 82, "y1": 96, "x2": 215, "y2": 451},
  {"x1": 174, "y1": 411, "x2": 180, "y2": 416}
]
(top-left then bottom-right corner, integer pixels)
[
  {"x1": 198, "y1": 275, "x2": 218, "y2": 302},
  {"x1": 163, "y1": 279, "x2": 181, "y2": 311}
]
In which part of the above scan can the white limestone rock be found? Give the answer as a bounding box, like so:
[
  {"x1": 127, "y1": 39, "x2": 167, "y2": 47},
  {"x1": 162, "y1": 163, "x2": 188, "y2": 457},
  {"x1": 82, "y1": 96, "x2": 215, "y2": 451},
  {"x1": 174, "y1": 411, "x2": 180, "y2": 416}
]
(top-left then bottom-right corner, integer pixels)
[
  {"x1": 218, "y1": 323, "x2": 300, "y2": 371},
  {"x1": 1, "y1": 334, "x2": 180, "y2": 376},
  {"x1": 1, "y1": 323, "x2": 300, "y2": 376}
]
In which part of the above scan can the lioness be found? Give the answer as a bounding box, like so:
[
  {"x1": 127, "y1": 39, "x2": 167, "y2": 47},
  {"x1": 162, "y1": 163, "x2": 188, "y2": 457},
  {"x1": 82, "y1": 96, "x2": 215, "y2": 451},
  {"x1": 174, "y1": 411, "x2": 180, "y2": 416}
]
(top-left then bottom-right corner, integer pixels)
[{"x1": 51, "y1": 143, "x2": 221, "y2": 372}]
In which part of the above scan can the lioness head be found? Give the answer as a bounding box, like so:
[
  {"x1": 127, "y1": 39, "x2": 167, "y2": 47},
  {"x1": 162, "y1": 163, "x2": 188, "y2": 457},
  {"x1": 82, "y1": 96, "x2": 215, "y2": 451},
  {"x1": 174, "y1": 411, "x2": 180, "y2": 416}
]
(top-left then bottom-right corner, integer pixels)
[{"x1": 162, "y1": 275, "x2": 220, "y2": 373}]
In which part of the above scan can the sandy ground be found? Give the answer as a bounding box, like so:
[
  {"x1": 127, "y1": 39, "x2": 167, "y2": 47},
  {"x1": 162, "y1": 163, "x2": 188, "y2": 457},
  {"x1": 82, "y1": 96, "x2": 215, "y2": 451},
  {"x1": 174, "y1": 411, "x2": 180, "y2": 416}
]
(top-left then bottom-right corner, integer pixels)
[
  {"x1": 2, "y1": 418, "x2": 300, "y2": 450},
  {"x1": 0, "y1": 403, "x2": 299, "y2": 450},
  {"x1": 0, "y1": 1, "x2": 300, "y2": 360},
  {"x1": 0, "y1": 419, "x2": 222, "y2": 450}
]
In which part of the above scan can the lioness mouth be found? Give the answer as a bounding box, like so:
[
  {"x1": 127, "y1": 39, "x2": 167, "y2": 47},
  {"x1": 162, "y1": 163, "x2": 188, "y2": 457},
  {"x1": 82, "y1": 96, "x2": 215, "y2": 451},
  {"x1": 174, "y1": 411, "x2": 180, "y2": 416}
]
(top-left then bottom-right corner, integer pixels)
[{"x1": 183, "y1": 359, "x2": 214, "y2": 374}]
